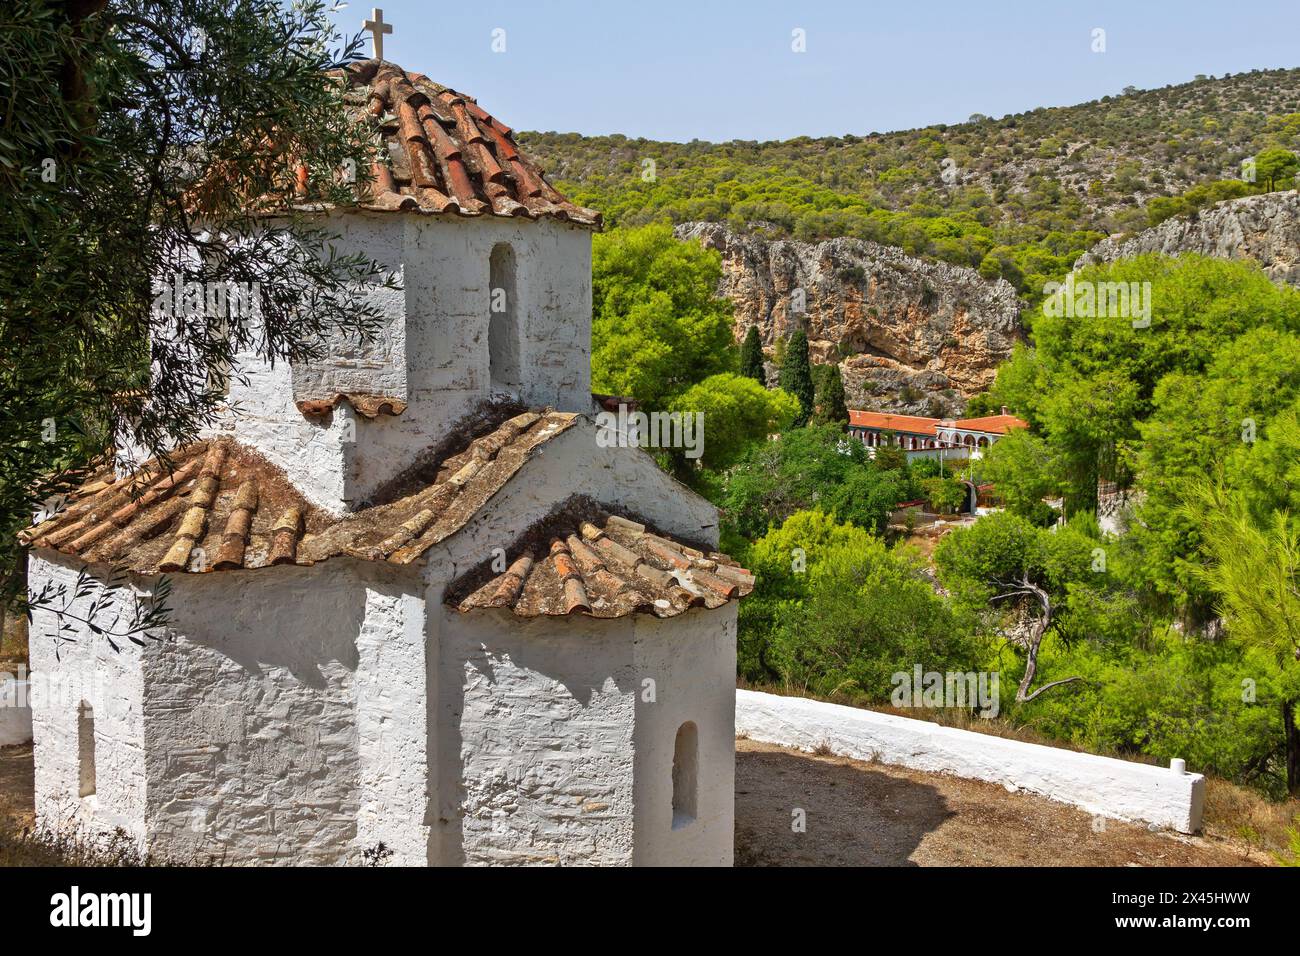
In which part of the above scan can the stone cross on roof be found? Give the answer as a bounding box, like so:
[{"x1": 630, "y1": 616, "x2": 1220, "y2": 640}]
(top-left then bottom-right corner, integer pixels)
[{"x1": 363, "y1": 7, "x2": 393, "y2": 61}]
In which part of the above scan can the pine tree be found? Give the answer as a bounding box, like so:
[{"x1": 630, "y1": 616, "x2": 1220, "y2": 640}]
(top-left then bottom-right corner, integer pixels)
[
  {"x1": 780, "y1": 329, "x2": 815, "y2": 427},
  {"x1": 739, "y1": 325, "x2": 766, "y2": 386},
  {"x1": 812, "y1": 363, "x2": 848, "y2": 425}
]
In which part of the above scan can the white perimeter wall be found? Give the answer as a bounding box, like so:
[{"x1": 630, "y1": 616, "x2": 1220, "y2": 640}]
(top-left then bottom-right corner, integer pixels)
[
  {"x1": 0, "y1": 676, "x2": 32, "y2": 745},
  {"x1": 736, "y1": 689, "x2": 1205, "y2": 834}
]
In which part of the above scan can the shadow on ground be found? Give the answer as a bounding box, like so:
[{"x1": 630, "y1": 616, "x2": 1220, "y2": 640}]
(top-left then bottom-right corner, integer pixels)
[
  {"x1": 734, "y1": 739, "x2": 1266, "y2": 867},
  {"x1": 735, "y1": 740, "x2": 951, "y2": 866}
]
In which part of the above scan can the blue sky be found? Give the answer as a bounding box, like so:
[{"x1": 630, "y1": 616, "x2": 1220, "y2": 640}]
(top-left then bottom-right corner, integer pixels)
[{"x1": 330, "y1": 1, "x2": 1298, "y2": 142}]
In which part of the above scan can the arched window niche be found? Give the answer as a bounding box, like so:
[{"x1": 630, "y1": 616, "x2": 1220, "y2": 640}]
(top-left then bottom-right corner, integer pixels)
[
  {"x1": 671, "y1": 721, "x2": 698, "y2": 830},
  {"x1": 488, "y1": 243, "x2": 522, "y2": 395}
]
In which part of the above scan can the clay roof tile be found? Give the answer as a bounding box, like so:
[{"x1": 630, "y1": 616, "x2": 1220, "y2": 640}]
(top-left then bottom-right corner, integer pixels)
[
  {"x1": 450, "y1": 507, "x2": 753, "y2": 621},
  {"x1": 23, "y1": 409, "x2": 580, "y2": 578},
  {"x1": 334, "y1": 60, "x2": 600, "y2": 228}
]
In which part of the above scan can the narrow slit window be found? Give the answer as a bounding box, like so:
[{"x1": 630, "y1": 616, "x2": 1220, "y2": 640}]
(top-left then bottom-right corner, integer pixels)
[
  {"x1": 78, "y1": 701, "x2": 96, "y2": 798},
  {"x1": 671, "y1": 721, "x2": 698, "y2": 829},
  {"x1": 488, "y1": 243, "x2": 521, "y2": 394}
]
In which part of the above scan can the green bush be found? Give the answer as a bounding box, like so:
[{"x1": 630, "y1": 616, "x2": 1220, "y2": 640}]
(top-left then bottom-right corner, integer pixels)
[{"x1": 740, "y1": 511, "x2": 979, "y2": 695}]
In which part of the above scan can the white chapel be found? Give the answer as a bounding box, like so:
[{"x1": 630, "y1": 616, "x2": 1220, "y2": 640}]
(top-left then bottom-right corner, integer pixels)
[{"x1": 21, "y1": 29, "x2": 750, "y2": 866}]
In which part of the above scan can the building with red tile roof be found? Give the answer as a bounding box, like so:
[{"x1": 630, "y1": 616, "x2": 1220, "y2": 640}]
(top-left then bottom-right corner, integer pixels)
[
  {"x1": 848, "y1": 406, "x2": 1028, "y2": 455},
  {"x1": 22, "y1": 49, "x2": 742, "y2": 869}
]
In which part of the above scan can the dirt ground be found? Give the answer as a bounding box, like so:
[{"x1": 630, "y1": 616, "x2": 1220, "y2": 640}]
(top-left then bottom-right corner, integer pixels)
[
  {"x1": 0, "y1": 743, "x2": 34, "y2": 833},
  {"x1": 734, "y1": 739, "x2": 1271, "y2": 867},
  {"x1": 0, "y1": 739, "x2": 1274, "y2": 865}
]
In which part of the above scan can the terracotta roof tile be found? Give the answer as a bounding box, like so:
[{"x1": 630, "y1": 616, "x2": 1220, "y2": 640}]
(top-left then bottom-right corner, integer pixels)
[
  {"x1": 949, "y1": 414, "x2": 1029, "y2": 435},
  {"x1": 848, "y1": 410, "x2": 1029, "y2": 436},
  {"x1": 296, "y1": 393, "x2": 407, "y2": 420},
  {"x1": 337, "y1": 60, "x2": 601, "y2": 229},
  {"x1": 847, "y1": 411, "x2": 940, "y2": 435},
  {"x1": 452, "y1": 504, "x2": 754, "y2": 620},
  {"x1": 24, "y1": 409, "x2": 580, "y2": 576}
]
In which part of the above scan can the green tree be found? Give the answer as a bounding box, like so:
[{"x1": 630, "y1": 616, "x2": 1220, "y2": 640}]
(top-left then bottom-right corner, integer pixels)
[
  {"x1": 811, "y1": 363, "x2": 848, "y2": 425},
  {"x1": 717, "y1": 424, "x2": 925, "y2": 539},
  {"x1": 779, "y1": 329, "x2": 815, "y2": 426},
  {"x1": 872, "y1": 433, "x2": 909, "y2": 471},
  {"x1": 739, "y1": 325, "x2": 767, "y2": 386},
  {"x1": 1134, "y1": 328, "x2": 1300, "y2": 613},
  {"x1": 743, "y1": 511, "x2": 974, "y2": 697},
  {"x1": 1188, "y1": 483, "x2": 1300, "y2": 794},
  {"x1": 922, "y1": 477, "x2": 966, "y2": 515},
  {"x1": 591, "y1": 224, "x2": 736, "y2": 409},
  {"x1": 979, "y1": 428, "x2": 1062, "y2": 524},
  {"x1": 1254, "y1": 147, "x2": 1300, "y2": 191},
  {"x1": 667, "y1": 374, "x2": 798, "y2": 471},
  {"x1": 2, "y1": 0, "x2": 394, "y2": 614},
  {"x1": 990, "y1": 255, "x2": 1300, "y2": 513},
  {"x1": 936, "y1": 511, "x2": 1104, "y2": 701},
  {"x1": 826, "y1": 467, "x2": 912, "y2": 534}
]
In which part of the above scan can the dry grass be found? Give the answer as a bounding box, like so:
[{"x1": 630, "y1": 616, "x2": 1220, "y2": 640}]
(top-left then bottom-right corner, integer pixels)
[
  {"x1": 0, "y1": 743, "x2": 171, "y2": 867},
  {"x1": 1203, "y1": 777, "x2": 1300, "y2": 864},
  {"x1": 0, "y1": 823, "x2": 160, "y2": 867}
]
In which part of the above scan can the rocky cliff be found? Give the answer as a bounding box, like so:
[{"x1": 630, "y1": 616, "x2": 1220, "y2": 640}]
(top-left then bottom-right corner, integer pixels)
[
  {"x1": 675, "y1": 222, "x2": 1023, "y2": 416},
  {"x1": 1075, "y1": 190, "x2": 1300, "y2": 285}
]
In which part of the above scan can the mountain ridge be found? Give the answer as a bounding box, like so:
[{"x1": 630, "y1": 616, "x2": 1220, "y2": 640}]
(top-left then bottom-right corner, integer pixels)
[
  {"x1": 522, "y1": 69, "x2": 1300, "y2": 299},
  {"x1": 675, "y1": 222, "x2": 1021, "y2": 416}
]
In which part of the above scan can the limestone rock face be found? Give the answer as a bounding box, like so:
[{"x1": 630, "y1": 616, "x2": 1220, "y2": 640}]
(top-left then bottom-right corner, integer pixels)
[
  {"x1": 1076, "y1": 190, "x2": 1300, "y2": 285},
  {"x1": 674, "y1": 222, "x2": 1023, "y2": 416}
]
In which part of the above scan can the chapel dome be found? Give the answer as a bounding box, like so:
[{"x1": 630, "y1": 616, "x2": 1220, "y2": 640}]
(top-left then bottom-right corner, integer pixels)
[{"x1": 339, "y1": 59, "x2": 601, "y2": 227}]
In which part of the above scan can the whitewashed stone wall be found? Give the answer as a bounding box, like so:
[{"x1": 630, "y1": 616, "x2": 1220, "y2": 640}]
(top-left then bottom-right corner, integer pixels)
[
  {"x1": 434, "y1": 607, "x2": 639, "y2": 865},
  {"x1": 211, "y1": 212, "x2": 593, "y2": 512},
  {"x1": 141, "y1": 562, "x2": 367, "y2": 862},
  {"x1": 290, "y1": 215, "x2": 409, "y2": 406},
  {"x1": 736, "y1": 689, "x2": 1206, "y2": 833},
  {"x1": 419, "y1": 432, "x2": 733, "y2": 865},
  {"x1": 26, "y1": 550, "x2": 430, "y2": 864},
  {"x1": 27, "y1": 555, "x2": 149, "y2": 841},
  {"x1": 210, "y1": 331, "x2": 353, "y2": 511},
  {"x1": 353, "y1": 582, "x2": 429, "y2": 864},
  {"x1": 437, "y1": 420, "x2": 721, "y2": 576},
  {"x1": 631, "y1": 608, "x2": 736, "y2": 866},
  {"x1": 430, "y1": 603, "x2": 735, "y2": 867},
  {"x1": 26, "y1": 430, "x2": 735, "y2": 867}
]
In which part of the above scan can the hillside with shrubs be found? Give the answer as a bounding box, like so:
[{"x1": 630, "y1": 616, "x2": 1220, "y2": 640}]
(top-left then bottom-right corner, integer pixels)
[{"x1": 523, "y1": 68, "x2": 1300, "y2": 300}]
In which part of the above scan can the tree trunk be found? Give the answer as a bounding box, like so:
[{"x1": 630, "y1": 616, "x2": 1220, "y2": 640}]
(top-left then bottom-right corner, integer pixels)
[
  {"x1": 1285, "y1": 698, "x2": 1300, "y2": 796},
  {"x1": 1016, "y1": 630, "x2": 1043, "y2": 703}
]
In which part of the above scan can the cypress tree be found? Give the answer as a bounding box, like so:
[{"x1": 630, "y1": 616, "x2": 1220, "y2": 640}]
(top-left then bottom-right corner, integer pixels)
[
  {"x1": 780, "y1": 329, "x2": 815, "y2": 427},
  {"x1": 812, "y1": 363, "x2": 848, "y2": 425},
  {"x1": 739, "y1": 325, "x2": 766, "y2": 386}
]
